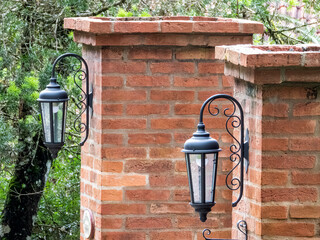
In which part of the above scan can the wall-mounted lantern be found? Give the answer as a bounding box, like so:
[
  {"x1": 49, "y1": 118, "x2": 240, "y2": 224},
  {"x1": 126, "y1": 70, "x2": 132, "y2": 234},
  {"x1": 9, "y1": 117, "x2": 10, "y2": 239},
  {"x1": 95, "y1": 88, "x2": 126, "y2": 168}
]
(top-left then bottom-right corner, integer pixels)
[
  {"x1": 38, "y1": 53, "x2": 92, "y2": 158},
  {"x1": 182, "y1": 94, "x2": 249, "y2": 223}
]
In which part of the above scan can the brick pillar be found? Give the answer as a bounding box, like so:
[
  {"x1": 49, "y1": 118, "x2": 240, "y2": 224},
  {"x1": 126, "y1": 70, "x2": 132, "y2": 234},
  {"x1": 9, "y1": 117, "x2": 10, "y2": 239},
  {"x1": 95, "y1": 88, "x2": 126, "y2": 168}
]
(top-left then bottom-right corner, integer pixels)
[
  {"x1": 216, "y1": 45, "x2": 320, "y2": 239},
  {"x1": 64, "y1": 17, "x2": 263, "y2": 240}
]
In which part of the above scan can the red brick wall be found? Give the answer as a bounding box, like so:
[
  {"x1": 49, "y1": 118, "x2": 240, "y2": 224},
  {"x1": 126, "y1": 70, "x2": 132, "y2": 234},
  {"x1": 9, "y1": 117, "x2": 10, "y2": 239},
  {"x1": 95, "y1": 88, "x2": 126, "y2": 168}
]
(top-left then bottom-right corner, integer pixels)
[
  {"x1": 64, "y1": 17, "x2": 264, "y2": 240},
  {"x1": 217, "y1": 45, "x2": 320, "y2": 239}
]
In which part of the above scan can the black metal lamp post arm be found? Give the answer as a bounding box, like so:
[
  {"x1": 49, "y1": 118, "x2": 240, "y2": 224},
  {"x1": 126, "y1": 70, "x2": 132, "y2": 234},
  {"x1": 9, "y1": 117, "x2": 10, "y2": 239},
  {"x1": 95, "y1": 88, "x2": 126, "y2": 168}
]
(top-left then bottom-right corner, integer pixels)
[
  {"x1": 199, "y1": 94, "x2": 247, "y2": 207},
  {"x1": 51, "y1": 53, "x2": 92, "y2": 146}
]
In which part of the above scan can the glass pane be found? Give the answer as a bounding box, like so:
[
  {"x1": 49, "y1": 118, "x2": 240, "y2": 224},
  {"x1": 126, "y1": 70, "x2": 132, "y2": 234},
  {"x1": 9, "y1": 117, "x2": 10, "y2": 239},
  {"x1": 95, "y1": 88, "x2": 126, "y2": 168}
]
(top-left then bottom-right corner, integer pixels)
[
  {"x1": 205, "y1": 154, "x2": 216, "y2": 203},
  {"x1": 189, "y1": 154, "x2": 202, "y2": 203},
  {"x1": 41, "y1": 102, "x2": 51, "y2": 142},
  {"x1": 62, "y1": 102, "x2": 67, "y2": 141},
  {"x1": 52, "y1": 102, "x2": 64, "y2": 143}
]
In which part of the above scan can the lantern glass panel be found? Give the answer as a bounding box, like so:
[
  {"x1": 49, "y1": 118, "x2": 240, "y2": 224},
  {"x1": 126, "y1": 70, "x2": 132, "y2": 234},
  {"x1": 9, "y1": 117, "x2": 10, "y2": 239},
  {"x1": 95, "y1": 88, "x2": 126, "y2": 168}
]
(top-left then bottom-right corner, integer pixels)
[
  {"x1": 52, "y1": 102, "x2": 65, "y2": 143},
  {"x1": 188, "y1": 153, "x2": 217, "y2": 204},
  {"x1": 41, "y1": 102, "x2": 51, "y2": 142}
]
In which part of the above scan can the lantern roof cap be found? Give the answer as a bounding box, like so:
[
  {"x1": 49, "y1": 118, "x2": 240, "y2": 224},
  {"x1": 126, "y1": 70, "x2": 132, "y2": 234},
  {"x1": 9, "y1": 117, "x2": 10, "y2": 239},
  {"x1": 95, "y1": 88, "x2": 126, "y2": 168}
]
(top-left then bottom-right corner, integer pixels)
[
  {"x1": 182, "y1": 123, "x2": 221, "y2": 154},
  {"x1": 38, "y1": 78, "x2": 69, "y2": 102}
]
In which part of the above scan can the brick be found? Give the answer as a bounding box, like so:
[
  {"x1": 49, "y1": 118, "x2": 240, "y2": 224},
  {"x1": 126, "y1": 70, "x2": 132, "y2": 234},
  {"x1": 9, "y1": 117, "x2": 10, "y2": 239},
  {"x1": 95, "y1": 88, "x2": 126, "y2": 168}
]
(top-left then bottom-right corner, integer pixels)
[
  {"x1": 101, "y1": 161, "x2": 123, "y2": 173},
  {"x1": 262, "y1": 103, "x2": 289, "y2": 117},
  {"x1": 290, "y1": 205, "x2": 320, "y2": 218},
  {"x1": 114, "y1": 21, "x2": 159, "y2": 33},
  {"x1": 98, "y1": 232, "x2": 145, "y2": 240},
  {"x1": 261, "y1": 222, "x2": 315, "y2": 237},
  {"x1": 174, "y1": 132, "x2": 195, "y2": 143},
  {"x1": 175, "y1": 47, "x2": 215, "y2": 59},
  {"x1": 95, "y1": 34, "x2": 144, "y2": 46},
  {"x1": 174, "y1": 76, "x2": 219, "y2": 87},
  {"x1": 222, "y1": 76, "x2": 234, "y2": 87},
  {"x1": 128, "y1": 48, "x2": 172, "y2": 59},
  {"x1": 93, "y1": 189, "x2": 123, "y2": 201},
  {"x1": 128, "y1": 133, "x2": 171, "y2": 145},
  {"x1": 102, "y1": 147, "x2": 146, "y2": 159},
  {"x1": 150, "y1": 174, "x2": 188, "y2": 187},
  {"x1": 127, "y1": 104, "x2": 170, "y2": 115},
  {"x1": 101, "y1": 119, "x2": 146, "y2": 129},
  {"x1": 193, "y1": 21, "x2": 239, "y2": 33},
  {"x1": 262, "y1": 138, "x2": 288, "y2": 151},
  {"x1": 262, "y1": 120, "x2": 316, "y2": 134},
  {"x1": 197, "y1": 230, "x2": 231, "y2": 240},
  {"x1": 150, "y1": 62, "x2": 195, "y2": 74},
  {"x1": 99, "y1": 89, "x2": 146, "y2": 101},
  {"x1": 101, "y1": 47, "x2": 123, "y2": 59},
  {"x1": 150, "y1": 147, "x2": 182, "y2": 158},
  {"x1": 150, "y1": 203, "x2": 193, "y2": 214},
  {"x1": 161, "y1": 21, "x2": 193, "y2": 33},
  {"x1": 151, "y1": 118, "x2": 195, "y2": 129},
  {"x1": 292, "y1": 171, "x2": 320, "y2": 185},
  {"x1": 263, "y1": 86, "x2": 312, "y2": 100},
  {"x1": 126, "y1": 217, "x2": 172, "y2": 229},
  {"x1": 176, "y1": 216, "x2": 219, "y2": 229},
  {"x1": 198, "y1": 62, "x2": 224, "y2": 74},
  {"x1": 150, "y1": 231, "x2": 192, "y2": 240},
  {"x1": 261, "y1": 205, "x2": 288, "y2": 219},
  {"x1": 304, "y1": 52, "x2": 320, "y2": 67},
  {"x1": 126, "y1": 190, "x2": 170, "y2": 201},
  {"x1": 262, "y1": 155, "x2": 315, "y2": 169},
  {"x1": 144, "y1": 34, "x2": 189, "y2": 46},
  {"x1": 261, "y1": 171, "x2": 288, "y2": 185},
  {"x1": 197, "y1": 90, "x2": 233, "y2": 101},
  {"x1": 100, "y1": 133, "x2": 123, "y2": 145},
  {"x1": 174, "y1": 104, "x2": 202, "y2": 115},
  {"x1": 95, "y1": 217, "x2": 122, "y2": 229},
  {"x1": 101, "y1": 175, "x2": 146, "y2": 187},
  {"x1": 126, "y1": 76, "x2": 170, "y2": 87},
  {"x1": 124, "y1": 160, "x2": 173, "y2": 173},
  {"x1": 261, "y1": 187, "x2": 318, "y2": 202},
  {"x1": 95, "y1": 103, "x2": 123, "y2": 115},
  {"x1": 293, "y1": 102, "x2": 320, "y2": 116},
  {"x1": 101, "y1": 62, "x2": 147, "y2": 74},
  {"x1": 101, "y1": 204, "x2": 146, "y2": 215},
  {"x1": 290, "y1": 137, "x2": 320, "y2": 151},
  {"x1": 209, "y1": 35, "x2": 253, "y2": 47},
  {"x1": 95, "y1": 76, "x2": 123, "y2": 87},
  {"x1": 174, "y1": 189, "x2": 190, "y2": 201},
  {"x1": 150, "y1": 90, "x2": 194, "y2": 101},
  {"x1": 175, "y1": 161, "x2": 186, "y2": 172},
  {"x1": 285, "y1": 68, "x2": 320, "y2": 82}
]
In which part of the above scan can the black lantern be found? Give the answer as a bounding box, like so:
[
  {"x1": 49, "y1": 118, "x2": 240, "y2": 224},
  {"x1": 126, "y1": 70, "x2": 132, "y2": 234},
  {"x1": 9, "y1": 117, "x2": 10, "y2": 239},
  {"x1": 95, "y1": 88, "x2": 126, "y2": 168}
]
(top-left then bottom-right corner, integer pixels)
[
  {"x1": 38, "y1": 78, "x2": 69, "y2": 158},
  {"x1": 38, "y1": 53, "x2": 92, "y2": 158},
  {"x1": 183, "y1": 94, "x2": 249, "y2": 223},
  {"x1": 182, "y1": 123, "x2": 221, "y2": 222}
]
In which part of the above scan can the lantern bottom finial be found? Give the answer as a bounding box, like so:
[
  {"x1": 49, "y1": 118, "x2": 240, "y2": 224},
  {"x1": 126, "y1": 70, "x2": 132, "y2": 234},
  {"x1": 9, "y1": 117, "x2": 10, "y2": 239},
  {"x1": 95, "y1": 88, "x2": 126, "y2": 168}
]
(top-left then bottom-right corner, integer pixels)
[
  {"x1": 45, "y1": 143, "x2": 64, "y2": 159},
  {"x1": 190, "y1": 202, "x2": 215, "y2": 222}
]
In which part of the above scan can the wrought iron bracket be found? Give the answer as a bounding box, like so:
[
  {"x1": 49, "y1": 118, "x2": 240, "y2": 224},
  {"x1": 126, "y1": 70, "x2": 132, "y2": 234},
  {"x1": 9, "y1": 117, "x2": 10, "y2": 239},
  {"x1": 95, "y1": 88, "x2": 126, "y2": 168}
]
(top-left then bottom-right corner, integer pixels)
[
  {"x1": 244, "y1": 129, "x2": 249, "y2": 173},
  {"x1": 203, "y1": 220, "x2": 247, "y2": 240},
  {"x1": 51, "y1": 53, "x2": 91, "y2": 146},
  {"x1": 199, "y1": 94, "x2": 248, "y2": 207}
]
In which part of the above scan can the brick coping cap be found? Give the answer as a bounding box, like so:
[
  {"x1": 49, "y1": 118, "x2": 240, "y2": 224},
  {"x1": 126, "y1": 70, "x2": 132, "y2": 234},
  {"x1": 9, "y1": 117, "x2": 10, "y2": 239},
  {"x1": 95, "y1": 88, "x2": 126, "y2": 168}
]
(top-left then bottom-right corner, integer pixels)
[
  {"x1": 64, "y1": 16, "x2": 264, "y2": 35},
  {"x1": 216, "y1": 44, "x2": 320, "y2": 68}
]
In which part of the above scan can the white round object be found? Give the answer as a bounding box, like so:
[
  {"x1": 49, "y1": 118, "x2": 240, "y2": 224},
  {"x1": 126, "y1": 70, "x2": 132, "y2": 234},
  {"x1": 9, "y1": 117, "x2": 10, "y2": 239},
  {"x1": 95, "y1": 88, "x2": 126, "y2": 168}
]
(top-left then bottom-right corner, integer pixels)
[{"x1": 83, "y1": 209, "x2": 94, "y2": 239}]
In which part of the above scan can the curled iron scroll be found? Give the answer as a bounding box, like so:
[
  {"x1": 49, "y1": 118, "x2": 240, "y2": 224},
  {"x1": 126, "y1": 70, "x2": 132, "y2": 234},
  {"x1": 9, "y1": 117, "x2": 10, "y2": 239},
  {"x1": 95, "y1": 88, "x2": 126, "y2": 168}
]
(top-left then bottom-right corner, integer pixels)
[
  {"x1": 199, "y1": 94, "x2": 247, "y2": 207},
  {"x1": 51, "y1": 53, "x2": 92, "y2": 146}
]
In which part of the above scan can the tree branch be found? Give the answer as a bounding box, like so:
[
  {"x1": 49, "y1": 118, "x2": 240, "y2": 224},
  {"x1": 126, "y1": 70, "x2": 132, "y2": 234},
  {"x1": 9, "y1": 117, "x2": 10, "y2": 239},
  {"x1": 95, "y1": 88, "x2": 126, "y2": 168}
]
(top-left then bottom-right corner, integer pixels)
[{"x1": 78, "y1": 0, "x2": 127, "y2": 17}]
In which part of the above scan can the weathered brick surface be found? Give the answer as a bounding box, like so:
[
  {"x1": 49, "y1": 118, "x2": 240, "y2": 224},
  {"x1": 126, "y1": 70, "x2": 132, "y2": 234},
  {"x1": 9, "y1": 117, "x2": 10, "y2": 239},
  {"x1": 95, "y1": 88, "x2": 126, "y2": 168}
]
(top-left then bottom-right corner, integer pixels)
[
  {"x1": 74, "y1": 18, "x2": 260, "y2": 239},
  {"x1": 69, "y1": 17, "x2": 320, "y2": 240},
  {"x1": 229, "y1": 46, "x2": 320, "y2": 239}
]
